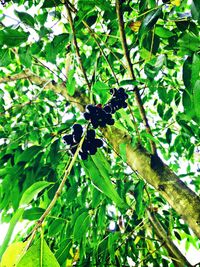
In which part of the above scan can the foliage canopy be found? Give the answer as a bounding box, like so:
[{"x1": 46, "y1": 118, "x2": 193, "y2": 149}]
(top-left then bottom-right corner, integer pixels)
[{"x1": 0, "y1": 0, "x2": 200, "y2": 266}]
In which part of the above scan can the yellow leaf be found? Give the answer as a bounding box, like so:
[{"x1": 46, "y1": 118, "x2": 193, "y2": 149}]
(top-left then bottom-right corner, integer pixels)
[
  {"x1": 1, "y1": 242, "x2": 28, "y2": 267},
  {"x1": 171, "y1": 0, "x2": 181, "y2": 6},
  {"x1": 129, "y1": 21, "x2": 141, "y2": 32}
]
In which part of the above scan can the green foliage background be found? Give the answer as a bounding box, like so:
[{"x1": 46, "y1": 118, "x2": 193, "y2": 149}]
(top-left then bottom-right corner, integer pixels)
[{"x1": 0, "y1": 0, "x2": 199, "y2": 266}]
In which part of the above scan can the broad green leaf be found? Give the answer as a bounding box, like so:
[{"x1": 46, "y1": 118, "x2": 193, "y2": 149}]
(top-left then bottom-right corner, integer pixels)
[
  {"x1": 83, "y1": 158, "x2": 128, "y2": 209},
  {"x1": 23, "y1": 207, "x2": 45, "y2": 220},
  {"x1": 15, "y1": 11, "x2": 35, "y2": 27},
  {"x1": 138, "y1": 8, "x2": 162, "y2": 42},
  {"x1": 0, "y1": 49, "x2": 12, "y2": 67},
  {"x1": 17, "y1": 238, "x2": 60, "y2": 267},
  {"x1": 16, "y1": 146, "x2": 42, "y2": 163},
  {"x1": 45, "y1": 43, "x2": 57, "y2": 63},
  {"x1": 65, "y1": 184, "x2": 78, "y2": 204},
  {"x1": 178, "y1": 32, "x2": 200, "y2": 52},
  {"x1": 73, "y1": 211, "x2": 90, "y2": 241},
  {"x1": 19, "y1": 181, "x2": 52, "y2": 206},
  {"x1": 191, "y1": 53, "x2": 200, "y2": 88},
  {"x1": 19, "y1": 46, "x2": 32, "y2": 68},
  {"x1": 0, "y1": 28, "x2": 29, "y2": 47},
  {"x1": 52, "y1": 33, "x2": 69, "y2": 53},
  {"x1": 134, "y1": 180, "x2": 145, "y2": 218},
  {"x1": 66, "y1": 69, "x2": 76, "y2": 96},
  {"x1": 155, "y1": 26, "x2": 175, "y2": 38},
  {"x1": 42, "y1": 0, "x2": 62, "y2": 8},
  {"x1": 191, "y1": 0, "x2": 200, "y2": 22},
  {"x1": 1, "y1": 241, "x2": 28, "y2": 267},
  {"x1": 49, "y1": 219, "x2": 65, "y2": 236}
]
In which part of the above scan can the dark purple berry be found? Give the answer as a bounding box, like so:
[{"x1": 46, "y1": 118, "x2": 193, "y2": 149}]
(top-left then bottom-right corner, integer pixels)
[
  {"x1": 86, "y1": 104, "x2": 95, "y2": 112},
  {"x1": 122, "y1": 102, "x2": 128, "y2": 108},
  {"x1": 79, "y1": 152, "x2": 88, "y2": 160},
  {"x1": 94, "y1": 138, "x2": 103, "y2": 148},
  {"x1": 73, "y1": 124, "x2": 83, "y2": 133},
  {"x1": 63, "y1": 134, "x2": 73, "y2": 145},
  {"x1": 103, "y1": 105, "x2": 112, "y2": 113},
  {"x1": 87, "y1": 129, "x2": 95, "y2": 139},
  {"x1": 107, "y1": 118, "x2": 115, "y2": 125},
  {"x1": 84, "y1": 112, "x2": 91, "y2": 120},
  {"x1": 89, "y1": 146, "x2": 97, "y2": 155}
]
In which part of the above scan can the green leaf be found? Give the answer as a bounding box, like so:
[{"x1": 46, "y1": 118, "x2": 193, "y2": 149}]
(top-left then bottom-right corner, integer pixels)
[
  {"x1": 155, "y1": 26, "x2": 175, "y2": 38},
  {"x1": 16, "y1": 146, "x2": 42, "y2": 163},
  {"x1": 52, "y1": 33, "x2": 69, "y2": 53},
  {"x1": 134, "y1": 180, "x2": 145, "y2": 218},
  {"x1": 119, "y1": 143, "x2": 127, "y2": 162},
  {"x1": 193, "y1": 80, "x2": 200, "y2": 122},
  {"x1": 65, "y1": 184, "x2": 78, "y2": 204},
  {"x1": 0, "y1": 28, "x2": 29, "y2": 47},
  {"x1": 0, "y1": 49, "x2": 12, "y2": 67},
  {"x1": 23, "y1": 207, "x2": 45, "y2": 220},
  {"x1": 191, "y1": 0, "x2": 200, "y2": 22},
  {"x1": 17, "y1": 238, "x2": 60, "y2": 267},
  {"x1": 92, "y1": 81, "x2": 109, "y2": 104},
  {"x1": 1, "y1": 241, "x2": 28, "y2": 267},
  {"x1": 19, "y1": 181, "x2": 52, "y2": 206},
  {"x1": 73, "y1": 211, "x2": 90, "y2": 241},
  {"x1": 178, "y1": 32, "x2": 200, "y2": 52},
  {"x1": 138, "y1": 8, "x2": 162, "y2": 42},
  {"x1": 66, "y1": 69, "x2": 76, "y2": 96},
  {"x1": 19, "y1": 46, "x2": 32, "y2": 68},
  {"x1": 83, "y1": 158, "x2": 128, "y2": 209},
  {"x1": 15, "y1": 11, "x2": 35, "y2": 27},
  {"x1": 42, "y1": 0, "x2": 62, "y2": 8}
]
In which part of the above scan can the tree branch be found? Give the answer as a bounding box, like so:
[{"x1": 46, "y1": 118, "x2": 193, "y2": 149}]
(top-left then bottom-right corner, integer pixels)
[
  {"x1": 147, "y1": 210, "x2": 193, "y2": 267},
  {"x1": 115, "y1": 0, "x2": 156, "y2": 154}
]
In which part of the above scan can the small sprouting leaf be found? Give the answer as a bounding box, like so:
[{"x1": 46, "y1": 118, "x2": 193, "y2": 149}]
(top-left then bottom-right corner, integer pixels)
[{"x1": 19, "y1": 181, "x2": 52, "y2": 206}]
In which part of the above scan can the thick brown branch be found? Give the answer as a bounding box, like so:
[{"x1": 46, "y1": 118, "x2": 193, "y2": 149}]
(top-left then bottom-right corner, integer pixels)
[
  {"x1": 102, "y1": 126, "x2": 200, "y2": 239},
  {"x1": 116, "y1": 0, "x2": 156, "y2": 154}
]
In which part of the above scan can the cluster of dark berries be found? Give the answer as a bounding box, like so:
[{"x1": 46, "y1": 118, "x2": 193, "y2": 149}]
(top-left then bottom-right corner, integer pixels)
[
  {"x1": 84, "y1": 87, "x2": 128, "y2": 128},
  {"x1": 84, "y1": 104, "x2": 114, "y2": 129},
  {"x1": 106, "y1": 87, "x2": 128, "y2": 114},
  {"x1": 63, "y1": 124, "x2": 103, "y2": 160}
]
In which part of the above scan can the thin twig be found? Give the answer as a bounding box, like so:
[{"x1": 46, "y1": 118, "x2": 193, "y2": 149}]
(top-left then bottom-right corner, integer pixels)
[
  {"x1": 116, "y1": 0, "x2": 156, "y2": 154},
  {"x1": 82, "y1": 20, "x2": 119, "y2": 86},
  {"x1": 21, "y1": 129, "x2": 87, "y2": 259},
  {"x1": 65, "y1": 1, "x2": 91, "y2": 91}
]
